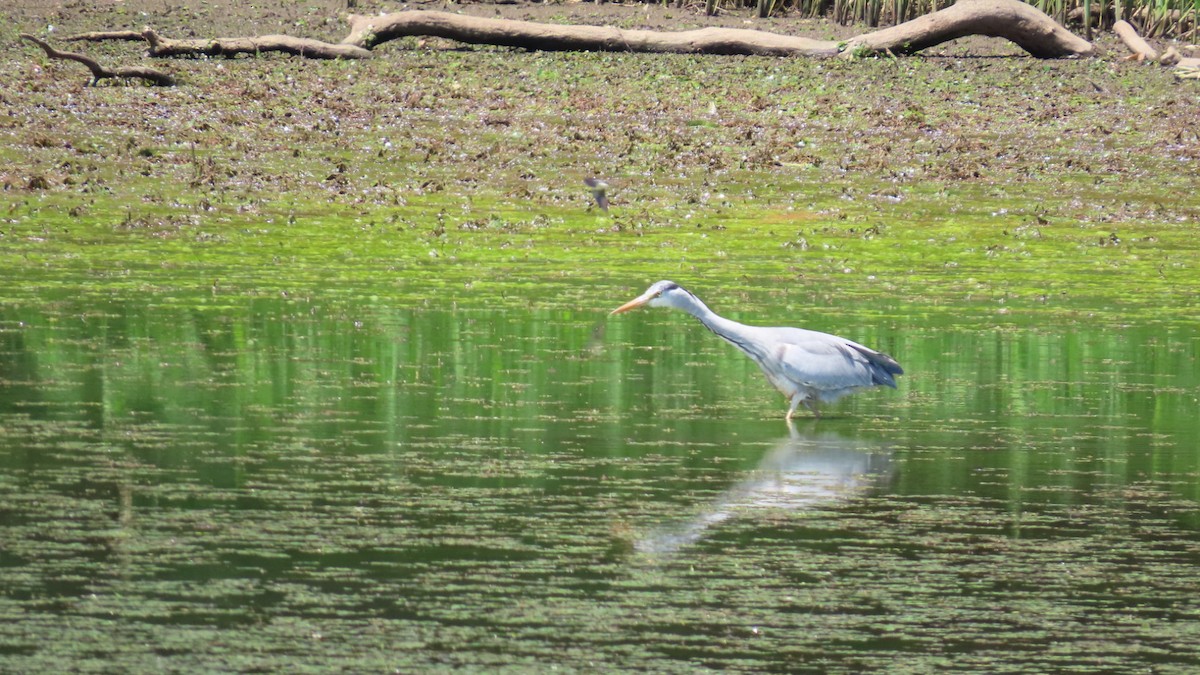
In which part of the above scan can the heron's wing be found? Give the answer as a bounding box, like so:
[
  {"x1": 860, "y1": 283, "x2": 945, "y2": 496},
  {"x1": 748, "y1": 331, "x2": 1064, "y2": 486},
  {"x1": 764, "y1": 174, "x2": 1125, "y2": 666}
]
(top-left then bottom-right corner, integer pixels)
[
  {"x1": 766, "y1": 329, "x2": 900, "y2": 390},
  {"x1": 771, "y1": 340, "x2": 876, "y2": 390},
  {"x1": 845, "y1": 343, "x2": 903, "y2": 385}
]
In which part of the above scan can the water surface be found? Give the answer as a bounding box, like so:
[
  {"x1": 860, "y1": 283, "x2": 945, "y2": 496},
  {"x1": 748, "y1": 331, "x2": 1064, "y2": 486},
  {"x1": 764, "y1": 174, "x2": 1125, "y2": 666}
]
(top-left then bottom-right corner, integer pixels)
[{"x1": 2, "y1": 286, "x2": 1199, "y2": 672}]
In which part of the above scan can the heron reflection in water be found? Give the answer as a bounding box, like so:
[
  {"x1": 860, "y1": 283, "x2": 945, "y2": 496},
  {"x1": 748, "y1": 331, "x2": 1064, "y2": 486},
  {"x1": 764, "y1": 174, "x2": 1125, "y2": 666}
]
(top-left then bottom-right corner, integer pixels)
[
  {"x1": 635, "y1": 425, "x2": 892, "y2": 555},
  {"x1": 610, "y1": 281, "x2": 903, "y2": 419}
]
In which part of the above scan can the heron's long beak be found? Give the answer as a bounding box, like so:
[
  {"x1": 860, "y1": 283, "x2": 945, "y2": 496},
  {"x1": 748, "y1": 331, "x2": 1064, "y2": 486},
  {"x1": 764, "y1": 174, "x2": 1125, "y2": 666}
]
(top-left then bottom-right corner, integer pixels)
[{"x1": 609, "y1": 291, "x2": 653, "y2": 316}]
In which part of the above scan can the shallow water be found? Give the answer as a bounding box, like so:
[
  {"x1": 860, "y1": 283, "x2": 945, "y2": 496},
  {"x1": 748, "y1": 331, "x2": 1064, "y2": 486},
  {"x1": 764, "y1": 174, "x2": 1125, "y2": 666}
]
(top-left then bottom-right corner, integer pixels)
[{"x1": 2, "y1": 286, "x2": 1199, "y2": 672}]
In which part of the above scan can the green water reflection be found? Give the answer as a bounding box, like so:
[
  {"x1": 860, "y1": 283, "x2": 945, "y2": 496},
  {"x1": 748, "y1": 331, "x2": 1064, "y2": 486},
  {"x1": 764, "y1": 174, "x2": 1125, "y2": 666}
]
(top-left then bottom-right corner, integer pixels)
[{"x1": 2, "y1": 292, "x2": 1199, "y2": 671}]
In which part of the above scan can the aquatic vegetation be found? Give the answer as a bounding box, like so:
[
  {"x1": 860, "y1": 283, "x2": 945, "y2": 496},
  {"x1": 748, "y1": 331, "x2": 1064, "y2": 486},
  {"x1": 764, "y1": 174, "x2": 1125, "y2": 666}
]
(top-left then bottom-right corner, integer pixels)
[{"x1": 1, "y1": 23, "x2": 1195, "y2": 309}]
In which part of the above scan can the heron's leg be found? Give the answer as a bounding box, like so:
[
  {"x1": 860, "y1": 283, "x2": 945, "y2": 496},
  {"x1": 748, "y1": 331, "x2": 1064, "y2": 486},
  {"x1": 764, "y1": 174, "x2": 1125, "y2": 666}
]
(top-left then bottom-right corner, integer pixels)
[
  {"x1": 785, "y1": 396, "x2": 803, "y2": 420},
  {"x1": 803, "y1": 399, "x2": 822, "y2": 419}
]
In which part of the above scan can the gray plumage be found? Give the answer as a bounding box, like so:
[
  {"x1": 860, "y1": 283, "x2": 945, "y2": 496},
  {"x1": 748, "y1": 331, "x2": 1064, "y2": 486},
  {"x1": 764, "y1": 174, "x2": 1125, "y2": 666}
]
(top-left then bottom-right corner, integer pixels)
[{"x1": 584, "y1": 177, "x2": 609, "y2": 211}]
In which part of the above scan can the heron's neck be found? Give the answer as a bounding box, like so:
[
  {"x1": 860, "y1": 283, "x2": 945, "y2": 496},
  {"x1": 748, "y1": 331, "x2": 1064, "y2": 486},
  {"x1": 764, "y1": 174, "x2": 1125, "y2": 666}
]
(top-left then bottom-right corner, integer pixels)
[{"x1": 675, "y1": 295, "x2": 750, "y2": 344}]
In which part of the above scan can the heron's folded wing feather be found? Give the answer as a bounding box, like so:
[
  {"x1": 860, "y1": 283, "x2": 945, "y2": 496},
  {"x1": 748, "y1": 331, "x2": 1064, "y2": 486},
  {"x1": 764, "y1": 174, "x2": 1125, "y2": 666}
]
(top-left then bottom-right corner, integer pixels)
[
  {"x1": 770, "y1": 339, "x2": 881, "y2": 391},
  {"x1": 844, "y1": 343, "x2": 902, "y2": 387}
]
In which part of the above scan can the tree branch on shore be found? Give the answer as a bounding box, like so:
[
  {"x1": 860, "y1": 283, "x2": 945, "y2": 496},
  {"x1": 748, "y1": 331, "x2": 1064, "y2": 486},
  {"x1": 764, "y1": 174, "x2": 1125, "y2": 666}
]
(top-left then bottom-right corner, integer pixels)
[
  {"x1": 1112, "y1": 20, "x2": 1200, "y2": 76},
  {"x1": 338, "y1": 10, "x2": 842, "y2": 57},
  {"x1": 61, "y1": 0, "x2": 1092, "y2": 62},
  {"x1": 1114, "y1": 20, "x2": 1158, "y2": 60},
  {"x1": 838, "y1": 0, "x2": 1094, "y2": 58},
  {"x1": 140, "y1": 28, "x2": 372, "y2": 60},
  {"x1": 63, "y1": 30, "x2": 147, "y2": 43},
  {"x1": 20, "y1": 33, "x2": 176, "y2": 86}
]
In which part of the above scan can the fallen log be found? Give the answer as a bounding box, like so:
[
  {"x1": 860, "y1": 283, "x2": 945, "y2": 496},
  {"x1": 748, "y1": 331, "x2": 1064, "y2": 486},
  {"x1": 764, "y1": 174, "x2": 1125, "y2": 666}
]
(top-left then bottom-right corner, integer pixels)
[
  {"x1": 1114, "y1": 20, "x2": 1157, "y2": 60},
  {"x1": 341, "y1": 0, "x2": 1092, "y2": 59},
  {"x1": 841, "y1": 0, "x2": 1094, "y2": 58},
  {"x1": 340, "y1": 10, "x2": 841, "y2": 57},
  {"x1": 141, "y1": 28, "x2": 372, "y2": 60},
  {"x1": 1176, "y1": 62, "x2": 1200, "y2": 79},
  {"x1": 1107, "y1": 21, "x2": 1200, "y2": 77},
  {"x1": 62, "y1": 0, "x2": 1093, "y2": 62},
  {"x1": 20, "y1": 33, "x2": 176, "y2": 86},
  {"x1": 63, "y1": 30, "x2": 147, "y2": 43}
]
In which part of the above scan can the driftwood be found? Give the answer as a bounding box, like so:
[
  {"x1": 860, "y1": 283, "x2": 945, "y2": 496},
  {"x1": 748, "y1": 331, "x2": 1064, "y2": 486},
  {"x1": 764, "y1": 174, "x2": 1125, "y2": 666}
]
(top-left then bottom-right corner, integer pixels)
[
  {"x1": 64, "y1": 30, "x2": 147, "y2": 43},
  {"x1": 340, "y1": 10, "x2": 841, "y2": 57},
  {"x1": 1114, "y1": 20, "x2": 1158, "y2": 60},
  {"x1": 141, "y1": 28, "x2": 372, "y2": 60},
  {"x1": 1159, "y1": 46, "x2": 1200, "y2": 76},
  {"x1": 341, "y1": 0, "x2": 1092, "y2": 58},
  {"x1": 65, "y1": 0, "x2": 1091, "y2": 62},
  {"x1": 840, "y1": 0, "x2": 1094, "y2": 58},
  {"x1": 1109, "y1": 19, "x2": 1200, "y2": 78},
  {"x1": 20, "y1": 33, "x2": 176, "y2": 86}
]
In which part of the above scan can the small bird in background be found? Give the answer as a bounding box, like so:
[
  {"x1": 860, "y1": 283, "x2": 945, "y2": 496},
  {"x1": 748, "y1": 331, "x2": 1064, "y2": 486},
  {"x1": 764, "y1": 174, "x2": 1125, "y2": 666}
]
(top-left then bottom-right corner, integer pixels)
[{"x1": 584, "y1": 177, "x2": 610, "y2": 212}]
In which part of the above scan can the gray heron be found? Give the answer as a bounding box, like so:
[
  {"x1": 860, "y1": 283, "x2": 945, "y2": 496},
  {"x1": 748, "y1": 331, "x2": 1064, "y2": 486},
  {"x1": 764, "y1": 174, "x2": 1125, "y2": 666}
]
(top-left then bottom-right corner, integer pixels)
[{"x1": 609, "y1": 280, "x2": 903, "y2": 419}]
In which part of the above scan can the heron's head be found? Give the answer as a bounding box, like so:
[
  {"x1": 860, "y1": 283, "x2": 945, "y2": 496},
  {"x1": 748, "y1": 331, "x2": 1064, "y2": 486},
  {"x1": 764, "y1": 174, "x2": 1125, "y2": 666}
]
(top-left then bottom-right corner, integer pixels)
[{"x1": 610, "y1": 280, "x2": 692, "y2": 315}]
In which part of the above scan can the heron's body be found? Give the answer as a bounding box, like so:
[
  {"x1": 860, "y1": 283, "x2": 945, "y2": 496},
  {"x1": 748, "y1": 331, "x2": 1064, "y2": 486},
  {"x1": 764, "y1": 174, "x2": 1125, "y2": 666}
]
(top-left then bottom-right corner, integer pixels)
[{"x1": 610, "y1": 281, "x2": 902, "y2": 419}]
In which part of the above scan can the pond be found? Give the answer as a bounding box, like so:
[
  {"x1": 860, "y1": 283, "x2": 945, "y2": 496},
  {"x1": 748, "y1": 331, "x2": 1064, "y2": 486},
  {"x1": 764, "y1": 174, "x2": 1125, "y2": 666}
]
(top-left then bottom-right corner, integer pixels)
[{"x1": 2, "y1": 278, "x2": 1199, "y2": 672}]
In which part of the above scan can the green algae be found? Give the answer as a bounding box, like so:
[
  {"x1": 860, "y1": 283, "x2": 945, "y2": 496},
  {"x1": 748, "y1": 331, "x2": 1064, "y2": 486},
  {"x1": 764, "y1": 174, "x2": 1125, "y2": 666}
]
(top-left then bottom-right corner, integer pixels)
[{"x1": 3, "y1": 37, "x2": 1198, "y2": 321}]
